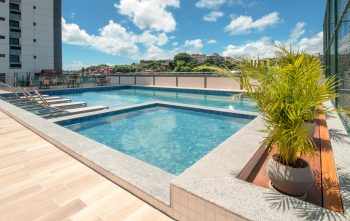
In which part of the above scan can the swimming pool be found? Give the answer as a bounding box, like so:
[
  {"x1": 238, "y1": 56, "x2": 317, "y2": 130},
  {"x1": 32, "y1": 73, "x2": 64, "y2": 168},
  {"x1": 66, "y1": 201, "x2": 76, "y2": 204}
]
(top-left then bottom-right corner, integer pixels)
[
  {"x1": 60, "y1": 105, "x2": 253, "y2": 175},
  {"x1": 55, "y1": 87, "x2": 256, "y2": 112}
]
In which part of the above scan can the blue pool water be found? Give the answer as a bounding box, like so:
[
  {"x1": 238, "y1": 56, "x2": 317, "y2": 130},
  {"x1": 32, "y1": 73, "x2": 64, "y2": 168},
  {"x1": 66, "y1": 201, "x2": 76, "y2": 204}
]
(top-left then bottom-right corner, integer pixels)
[
  {"x1": 63, "y1": 106, "x2": 252, "y2": 175},
  {"x1": 59, "y1": 88, "x2": 256, "y2": 112}
]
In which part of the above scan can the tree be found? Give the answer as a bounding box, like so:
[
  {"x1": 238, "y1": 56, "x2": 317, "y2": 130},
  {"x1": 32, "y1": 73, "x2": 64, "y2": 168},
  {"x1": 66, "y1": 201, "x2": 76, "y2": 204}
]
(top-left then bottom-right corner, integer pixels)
[{"x1": 174, "y1": 53, "x2": 191, "y2": 63}]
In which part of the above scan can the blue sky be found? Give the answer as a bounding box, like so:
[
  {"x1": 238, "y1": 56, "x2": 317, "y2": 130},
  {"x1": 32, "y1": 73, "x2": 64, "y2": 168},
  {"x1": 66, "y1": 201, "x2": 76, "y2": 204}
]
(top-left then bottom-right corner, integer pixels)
[{"x1": 62, "y1": 0, "x2": 326, "y2": 70}]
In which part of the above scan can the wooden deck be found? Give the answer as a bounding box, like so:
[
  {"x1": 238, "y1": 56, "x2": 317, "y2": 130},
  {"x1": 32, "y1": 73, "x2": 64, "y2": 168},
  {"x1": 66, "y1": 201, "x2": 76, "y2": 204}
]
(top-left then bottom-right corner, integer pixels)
[{"x1": 0, "y1": 111, "x2": 173, "y2": 221}]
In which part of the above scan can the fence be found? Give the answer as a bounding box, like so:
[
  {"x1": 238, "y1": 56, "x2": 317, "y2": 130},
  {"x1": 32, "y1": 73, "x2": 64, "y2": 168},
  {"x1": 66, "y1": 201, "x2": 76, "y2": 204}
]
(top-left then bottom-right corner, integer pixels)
[{"x1": 324, "y1": 0, "x2": 350, "y2": 132}]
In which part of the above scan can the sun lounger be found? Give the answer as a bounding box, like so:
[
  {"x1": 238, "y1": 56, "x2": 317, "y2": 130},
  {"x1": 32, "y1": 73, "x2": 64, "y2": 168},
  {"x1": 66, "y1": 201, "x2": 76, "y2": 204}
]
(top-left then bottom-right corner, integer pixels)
[
  {"x1": 34, "y1": 90, "x2": 108, "y2": 115},
  {"x1": 22, "y1": 88, "x2": 71, "y2": 104}
]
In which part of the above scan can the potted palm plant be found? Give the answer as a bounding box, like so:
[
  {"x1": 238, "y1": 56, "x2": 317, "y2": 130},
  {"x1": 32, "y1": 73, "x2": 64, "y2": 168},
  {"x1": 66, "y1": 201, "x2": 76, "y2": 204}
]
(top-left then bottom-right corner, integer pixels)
[{"x1": 197, "y1": 45, "x2": 337, "y2": 198}]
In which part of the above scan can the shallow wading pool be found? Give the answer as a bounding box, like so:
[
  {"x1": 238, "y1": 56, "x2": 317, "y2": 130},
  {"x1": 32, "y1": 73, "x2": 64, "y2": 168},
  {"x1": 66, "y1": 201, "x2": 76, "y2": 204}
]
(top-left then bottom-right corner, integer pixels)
[{"x1": 59, "y1": 105, "x2": 253, "y2": 175}]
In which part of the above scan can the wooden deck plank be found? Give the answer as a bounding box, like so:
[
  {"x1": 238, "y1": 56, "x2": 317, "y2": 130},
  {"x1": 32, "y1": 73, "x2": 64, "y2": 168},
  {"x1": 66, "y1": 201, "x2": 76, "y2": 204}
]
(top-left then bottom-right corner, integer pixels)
[
  {"x1": 0, "y1": 111, "x2": 173, "y2": 221},
  {"x1": 319, "y1": 114, "x2": 344, "y2": 213}
]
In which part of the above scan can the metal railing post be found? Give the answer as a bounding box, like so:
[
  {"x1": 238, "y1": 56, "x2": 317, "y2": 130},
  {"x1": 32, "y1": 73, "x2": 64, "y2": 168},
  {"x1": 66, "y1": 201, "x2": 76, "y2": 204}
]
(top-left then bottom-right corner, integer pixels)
[{"x1": 176, "y1": 73, "x2": 178, "y2": 87}]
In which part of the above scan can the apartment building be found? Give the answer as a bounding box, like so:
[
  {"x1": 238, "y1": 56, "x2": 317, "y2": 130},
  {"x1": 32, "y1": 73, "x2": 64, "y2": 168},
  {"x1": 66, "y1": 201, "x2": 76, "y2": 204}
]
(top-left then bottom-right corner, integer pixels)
[{"x1": 0, "y1": 0, "x2": 62, "y2": 84}]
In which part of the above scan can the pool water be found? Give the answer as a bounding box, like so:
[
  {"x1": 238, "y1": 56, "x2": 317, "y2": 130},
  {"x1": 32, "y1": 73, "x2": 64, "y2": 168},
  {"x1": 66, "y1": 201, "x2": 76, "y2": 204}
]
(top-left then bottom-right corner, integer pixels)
[
  {"x1": 63, "y1": 107, "x2": 252, "y2": 175},
  {"x1": 60, "y1": 88, "x2": 256, "y2": 112}
]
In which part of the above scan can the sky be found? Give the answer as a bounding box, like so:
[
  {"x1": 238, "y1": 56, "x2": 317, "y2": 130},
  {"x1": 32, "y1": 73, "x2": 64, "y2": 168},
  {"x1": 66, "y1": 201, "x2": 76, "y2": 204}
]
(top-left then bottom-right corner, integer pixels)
[{"x1": 62, "y1": 0, "x2": 326, "y2": 70}]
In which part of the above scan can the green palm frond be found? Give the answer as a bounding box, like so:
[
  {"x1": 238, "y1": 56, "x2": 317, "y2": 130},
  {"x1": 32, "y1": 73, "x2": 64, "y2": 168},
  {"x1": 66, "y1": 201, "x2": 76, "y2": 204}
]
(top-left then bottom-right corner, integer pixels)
[{"x1": 197, "y1": 44, "x2": 338, "y2": 166}]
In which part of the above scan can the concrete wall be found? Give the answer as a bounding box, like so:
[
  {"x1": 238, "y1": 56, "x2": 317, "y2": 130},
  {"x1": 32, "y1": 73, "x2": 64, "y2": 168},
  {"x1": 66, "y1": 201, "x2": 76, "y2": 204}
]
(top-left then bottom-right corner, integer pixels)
[
  {"x1": 178, "y1": 77, "x2": 204, "y2": 88},
  {"x1": 120, "y1": 76, "x2": 135, "y2": 85},
  {"x1": 155, "y1": 77, "x2": 177, "y2": 87},
  {"x1": 207, "y1": 77, "x2": 240, "y2": 90},
  {"x1": 105, "y1": 75, "x2": 241, "y2": 90},
  {"x1": 136, "y1": 76, "x2": 153, "y2": 85}
]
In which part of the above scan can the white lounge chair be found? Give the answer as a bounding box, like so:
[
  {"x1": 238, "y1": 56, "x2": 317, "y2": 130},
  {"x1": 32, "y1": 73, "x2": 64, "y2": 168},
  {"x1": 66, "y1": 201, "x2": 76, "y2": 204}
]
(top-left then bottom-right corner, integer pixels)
[{"x1": 34, "y1": 90, "x2": 108, "y2": 115}]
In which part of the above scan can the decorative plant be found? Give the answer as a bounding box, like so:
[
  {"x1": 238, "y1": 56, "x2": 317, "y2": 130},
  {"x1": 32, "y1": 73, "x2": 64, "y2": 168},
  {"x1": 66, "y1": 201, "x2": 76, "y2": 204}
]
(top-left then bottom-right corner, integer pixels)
[{"x1": 197, "y1": 44, "x2": 337, "y2": 167}]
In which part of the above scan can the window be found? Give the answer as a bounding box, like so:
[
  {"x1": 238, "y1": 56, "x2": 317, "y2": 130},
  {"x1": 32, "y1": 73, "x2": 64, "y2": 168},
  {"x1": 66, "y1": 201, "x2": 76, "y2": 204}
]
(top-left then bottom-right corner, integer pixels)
[
  {"x1": 10, "y1": 63, "x2": 21, "y2": 68},
  {"x1": 10, "y1": 46, "x2": 21, "y2": 50},
  {"x1": 0, "y1": 54, "x2": 5, "y2": 58},
  {"x1": 10, "y1": 55, "x2": 20, "y2": 63},
  {"x1": 10, "y1": 10, "x2": 21, "y2": 15},
  {"x1": 33, "y1": 5, "x2": 36, "y2": 9},
  {"x1": 0, "y1": 17, "x2": 5, "y2": 21},
  {"x1": 33, "y1": 55, "x2": 36, "y2": 59},
  {"x1": 9, "y1": 37, "x2": 19, "y2": 45},
  {"x1": 9, "y1": 20, "x2": 20, "y2": 28},
  {"x1": 9, "y1": 3, "x2": 20, "y2": 11},
  {"x1": 0, "y1": 73, "x2": 5, "y2": 84},
  {"x1": 0, "y1": 35, "x2": 5, "y2": 39},
  {"x1": 0, "y1": 0, "x2": 5, "y2": 3},
  {"x1": 33, "y1": 22, "x2": 36, "y2": 26},
  {"x1": 33, "y1": 39, "x2": 36, "y2": 43},
  {"x1": 10, "y1": 28, "x2": 21, "y2": 33}
]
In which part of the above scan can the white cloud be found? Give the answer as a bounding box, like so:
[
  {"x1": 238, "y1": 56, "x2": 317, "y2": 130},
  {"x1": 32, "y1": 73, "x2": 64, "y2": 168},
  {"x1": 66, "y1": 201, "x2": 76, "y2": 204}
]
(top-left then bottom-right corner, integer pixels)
[
  {"x1": 224, "y1": 12, "x2": 280, "y2": 35},
  {"x1": 222, "y1": 23, "x2": 323, "y2": 58},
  {"x1": 172, "y1": 42, "x2": 178, "y2": 46},
  {"x1": 184, "y1": 39, "x2": 203, "y2": 53},
  {"x1": 222, "y1": 37, "x2": 276, "y2": 58},
  {"x1": 297, "y1": 32, "x2": 323, "y2": 54},
  {"x1": 137, "y1": 31, "x2": 168, "y2": 46},
  {"x1": 143, "y1": 45, "x2": 176, "y2": 60},
  {"x1": 62, "y1": 18, "x2": 139, "y2": 56},
  {"x1": 207, "y1": 39, "x2": 217, "y2": 44},
  {"x1": 115, "y1": 0, "x2": 180, "y2": 33},
  {"x1": 195, "y1": 0, "x2": 226, "y2": 9},
  {"x1": 203, "y1": 11, "x2": 224, "y2": 22},
  {"x1": 62, "y1": 18, "x2": 172, "y2": 58},
  {"x1": 63, "y1": 60, "x2": 88, "y2": 71},
  {"x1": 288, "y1": 22, "x2": 306, "y2": 43},
  {"x1": 62, "y1": 18, "x2": 91, "y2": 46}
]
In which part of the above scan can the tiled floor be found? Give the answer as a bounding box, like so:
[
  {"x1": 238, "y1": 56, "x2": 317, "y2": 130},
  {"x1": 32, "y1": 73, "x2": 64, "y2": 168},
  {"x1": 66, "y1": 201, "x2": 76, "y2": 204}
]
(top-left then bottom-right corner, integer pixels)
[{"x1": 0, "y1": 111, "x2": 173, "y2": 221}]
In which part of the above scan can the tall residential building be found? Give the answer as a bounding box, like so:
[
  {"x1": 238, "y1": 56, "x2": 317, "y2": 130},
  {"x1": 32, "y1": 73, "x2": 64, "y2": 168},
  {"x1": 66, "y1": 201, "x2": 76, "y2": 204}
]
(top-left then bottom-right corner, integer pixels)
[
  {"x1": 324, "y1": 0, "x2": 350, "y2": 131},
  {"x1": 0, "y1": 0, "x2": 62, "y2": 84}
]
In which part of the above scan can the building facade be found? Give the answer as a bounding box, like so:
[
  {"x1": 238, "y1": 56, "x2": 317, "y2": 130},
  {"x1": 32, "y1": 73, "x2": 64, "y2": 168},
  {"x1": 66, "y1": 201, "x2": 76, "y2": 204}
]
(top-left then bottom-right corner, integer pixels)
[
  {"x1": 324, "y1": 0, "x2": 350, "y2": 130},
  {"x1": 0, "y1": 0, "x2": 62, "y2": 84}
]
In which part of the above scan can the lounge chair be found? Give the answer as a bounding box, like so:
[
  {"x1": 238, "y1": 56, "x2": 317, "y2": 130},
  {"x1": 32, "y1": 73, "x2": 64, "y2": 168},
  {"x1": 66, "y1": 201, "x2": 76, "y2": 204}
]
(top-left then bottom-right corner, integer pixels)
[
  {"x1": 21, "y1": 88, "x2": 71, "y2": 104},
  {"x1": 34, "y1": 90, "x2": 108, "y2": 115}
]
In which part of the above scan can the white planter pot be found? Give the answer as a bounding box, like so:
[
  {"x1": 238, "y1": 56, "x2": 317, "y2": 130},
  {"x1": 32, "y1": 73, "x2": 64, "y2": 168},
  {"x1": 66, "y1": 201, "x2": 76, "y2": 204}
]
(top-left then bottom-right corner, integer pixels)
[{"x1": 267, "y1": 156, "x2": 314, "y2": 198}]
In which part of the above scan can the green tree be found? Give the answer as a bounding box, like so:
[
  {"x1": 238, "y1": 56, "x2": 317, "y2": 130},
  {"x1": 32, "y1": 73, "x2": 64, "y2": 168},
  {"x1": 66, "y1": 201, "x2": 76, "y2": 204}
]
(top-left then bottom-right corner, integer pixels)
[{"x1": 174, "y1": 53, "x2": 191, "y2": 63}]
